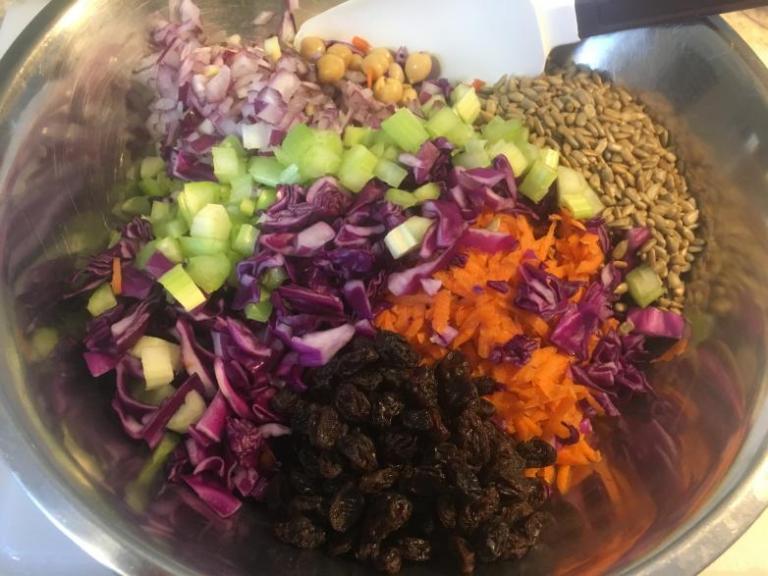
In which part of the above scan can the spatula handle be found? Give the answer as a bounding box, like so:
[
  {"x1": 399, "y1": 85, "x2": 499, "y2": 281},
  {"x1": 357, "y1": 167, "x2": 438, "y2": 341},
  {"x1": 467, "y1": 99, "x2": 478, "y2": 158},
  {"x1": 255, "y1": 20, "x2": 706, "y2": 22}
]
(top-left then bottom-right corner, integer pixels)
[{"x1": 574, "y1": 0, "x2": 768, "y2": 37}]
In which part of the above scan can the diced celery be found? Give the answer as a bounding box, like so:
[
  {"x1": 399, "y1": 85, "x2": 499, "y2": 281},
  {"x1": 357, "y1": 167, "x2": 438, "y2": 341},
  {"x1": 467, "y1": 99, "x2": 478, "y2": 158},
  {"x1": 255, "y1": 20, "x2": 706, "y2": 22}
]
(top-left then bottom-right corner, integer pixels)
[
  {"x1": 156, "y1": 237, "x2": 184, "y2": 264},
  {"x1": 150, "y1": 201, "x2": 172, "y2": 224},
  {"x1": 275, "y1": 123, "x2": 315, "y2": 167},
  {"x1": 445, "y1": 122, "x2": 476, "y2": 148},
  {"x1": 338, "y1": 145, "x2": 379, "y2": 193},
  {"x1": 219, "y1": 134, "x2": 247, "y2": 157},
  {"x1": 134, "y1": 384, "x2": 175, "y2": 406},
  {"x1": 454, "y1": 139, "x2": 491, "y2": 169},
  {"x1": 421, "y1": 95, "x2": 447, "y2": 117},
  {"x1": 264, "y1": 35, "x2": 281, "y2": 61},
  {"x1": 130, "y1": 336, "x2": 181, "y2": 371},
  {"x1": 245, "y1": 290, "x2": 273, "y2": 323},
  {"x1": 139, "y1": 177, "x2": 169, "y2": 197},
  {"x1": 232, "y1": 223, "x2": 259, "y2": 255},
  {"x1": 518, "y1": 141, "x2": 541, "y2": 168},
  {"x1": 229, "y1": 173, "x2": 254, "y2": 203},
  {"x1": 87, "y1": 283, "x2": 117, "y2": 317},
  {"x1": 541, "y1": 147, "x2": 560, "y2": 169},
  {"x1": 369, "y1": 142, "x2": 386, "y2": 158},
  {"x1": 167, "y1": 390, "x2": 206, "y2": 433},
  {"x1": 108, "y1": 230, "x2": 121, "y2": 248},
  {"x1": 371, "y1": 129, "x2": 397, "y2": 148},
  {"x1": 482, "y1": 117, "x2": 524, "y2": 143},
  {"x1": 240, "y1": 197, "x2": 256, "y2": 217},
  {"x1": 159, "y1": 264, "x2": 207, "y2": 310},
  {"x1": 212, "y1": 146, "x2": 246, "y2": 183},
  {"x1": 425, "y1": 106, "x2": 463, "y2": 139},
  {"x1": 121, "y1": 196, "x2": 151, "y2": 216},
  {"x1": 299, "y1": 142, "x2": 343, "y2": 180},
  {"x1": 262, "y1": 267, "x2": 288, "y2": 291},
  {"x1": 140, "y1": 157, "x2": 165, "y2": 180},
  {"x1": 141, "y1": 344, "x2": 175, "y2": 389},
  {"x1": 30, "y1": 326, "x2": 58, "y2": 360},
  {"x1": 375, "y1": 159, "x2": 408, "y2": 188},
  {"x1": 179, "y1": 236, "x2": 228, "y2": 257},
  {"x1": 249, "y1": 156, "x2": 287, "y2": 187},
  {"x1": 160, "y1": 219, "x2": 189, "y2": 239},
  {"x1": 384, "y1": 216, "x2": 434, "y2": 259},
  {"x1": 187, "y1": 253, "x2": 232, "y2": 293},
  {"x1": 413, "y1": 182, "x2": 442, "y2": 202},
  {"x1": 382, "y1": 146, "x2": 400, "y2": 162},
  {"x1": 135, "y1": 241, "x2": 158, "y2": 270},
  {"x1": 385, "y1": 188, "x2": 419, "y2": 209},
  {"x1": 124, "y1": 434, "x2": 179, "y2": 511},
  {"x1": 557, "y1": 166, "x2": 604, "y2": 219},
  {"x1": 178, "y1": 181, "x2": 220, "y2": 224},
  {"x1": 255, "y1": 188, "x2": 278, "y2": 211},
  {"x1": 381, "y1": 108, "x2": 430, "y2": 153},
  {"x1": 344, "y1": 126, "x2": 374, "y2": 148},
  {"x1": 451, "y1": 85, "x2": 481, "y2": 124},
  {"x1": 190, "y1": 204, "x2": 232, "y2": 241},
  {"x1": 487, "y1": 140, "x2": 529, "y2": 177},
  {"x1": 519, "y1": 160, "x2": 558, "y2": 202},
  {"x1": 626, "y1": 265, "x2": 665, "y2": 308}
]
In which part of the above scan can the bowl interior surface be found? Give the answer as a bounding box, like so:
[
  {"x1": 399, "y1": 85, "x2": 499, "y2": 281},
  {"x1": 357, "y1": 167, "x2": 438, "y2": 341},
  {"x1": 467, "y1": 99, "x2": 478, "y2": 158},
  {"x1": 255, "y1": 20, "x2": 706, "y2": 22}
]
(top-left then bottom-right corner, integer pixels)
[{"x1": 0, "y1": 2, "x2": 767, "y2": 575}]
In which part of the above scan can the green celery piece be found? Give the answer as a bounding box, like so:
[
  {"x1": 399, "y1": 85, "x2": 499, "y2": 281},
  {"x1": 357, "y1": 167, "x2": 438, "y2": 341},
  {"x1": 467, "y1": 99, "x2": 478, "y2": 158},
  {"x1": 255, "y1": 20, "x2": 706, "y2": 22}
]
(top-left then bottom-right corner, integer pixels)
[
  {"x1": 519, "y1": 160, "x2": 558, "y2": 202},
  {"x1": 121, "y1": 196, "x2": 151, "y2": 216},
  {"x1": 487, "y1": 140, "x2": 529, "y2": 177},
  {"x1": 451, "y1": 85, "x2": 481, "y2": 124},
  {"x1": 375, "y1": 159, "x2": 408, "y2": 188},
  {"x1": 278, "y1": 163, "x2": 302, "y2": 185},
  {"x1": 371, "y1": 129, "x2": 397, "y2": 148},
  {"x1": 156, "y1": 237, "x2": 184, "y2": 263},
  {"x1": 369, "y1": 142, "x2": 386, "y2": 158},
  {"x1": 87, "y1": 283, "x2": 117, "y2": 317},
  {"x1": 299, "y1": 143, "x2": 342, "y2": 180},
  {"x1": 133, "y1": 383, "x2": 175, "y2": 406},
  {"x1": 541, "y1": 147, "x2": 560, "y2": 169},
  {"x1": 481, "y1": 117, "x2": 524, "y2": 143},
  {"x1": 135, "y1": 241, "x2": 158, "y2": 270},
  {"x1": 338, "y1": 145, "x2": 378, "y2": 193},
  {"x1": 166, "y1": 390, "x2": 206, "y2": 433},
  {"x1": 239, "y1": 197, "x2": 256, "y2": 217},
  {"x1": 249, "y1": 156, "x2": 286, "y2": 187},
  {"x1": 179, "y1": 236, "x2": 228, "y2": 257},
  {"x1": 626, "y1": 265, "x2": 665, "y2": 308},
  {"x1": 245, "y1": 289, "x2": 274, "y2": 322},
  {"x1": 255, "y1": 188, "x2": 278, "y2": 211},
  {"x1": 421, "y1": 95, "x2": 447, "y2": 118},
  {"x1": 150, "y1": 201, "x2": 172, "y2": 224},
  {"x1": 381, "y1": 108, "x2": 430, "y2": 153},
  {"x1": 178, "y1": 182, "x2": 220, "y2": 224},
  {"x1": 219, "y1": 134, "x2": 247, "y2": 156},
  {"x1": 343, "y1": 126, "x2": 374, "y2": 148},
  {"x1": 30, "y1": 327, "x2": 59, "y2": 360},
  {"x1": 425, "y1": 106, "x2": 463, "y2": 139},
  {"x1": 413, "y1": 182, "x2": 441, "y2": 202},
  {"x1": 139, "y1": 177, "x2": 169, "y2": 197},
  {"x1": 557, "y1": 166, "x2": 604, "y2": 219},
  {"x1": 385, "y1": 188, "x2": 419, "y2": 208},
  {"x1": 124, "y1": 433, "x2": 180, "y2": 512},
  {"x1": 384, "y1": 216, "x2": 435, "y2": 259},
  {"x1": 130, "y1": 336, "x2": 181, "y2": 370},
  {"x1": 232, "y1": 223, "x2": 259, "y2": 255},
  {"x1": 382, "y1": 146, "x2": 399, "y2": 162},
  {"x1": 445, "y1": 122, "x2": 476, "y2": 148},
  {"x1": 141, "y1": 344, "x2": 175, "y2": 389},
  {"x1": 163, "y1": 219, "x2": 188, "y2": 239},
  {"x1": 275, "y1": 123, "x2": 315, "y2": 166},
  {"x1": 190, "y1": 204, "x2": 232, "y2": 241},
  {"x1": 212, "y1": 146, "x2": 246, "y2": 183},
  {"x1": 187, "y1": 253, "x2": 232, "y2": 293},
  {"x1": 262, "y1": 267, "x2": 288, "y2": 291},
  {"x1": 140, "y1": 157, "x2": 165, "y2": 180},
  {"x1": 159, "y1": 264, "x2": 207, "y2": 310},
  {"x1": 454, "y1": 139, "x2": 491, "y2": 168},
  {"x1": 228, "y1": 173, "x2": 253, "y2": 203}
]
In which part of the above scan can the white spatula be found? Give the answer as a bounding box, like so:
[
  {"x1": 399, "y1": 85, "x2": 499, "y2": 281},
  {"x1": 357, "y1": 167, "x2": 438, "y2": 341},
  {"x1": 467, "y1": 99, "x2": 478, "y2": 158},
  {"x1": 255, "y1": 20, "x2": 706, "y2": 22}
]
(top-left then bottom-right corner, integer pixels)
[{"x1": 297, "y1": 0, "x2": 767, "y2": 80}]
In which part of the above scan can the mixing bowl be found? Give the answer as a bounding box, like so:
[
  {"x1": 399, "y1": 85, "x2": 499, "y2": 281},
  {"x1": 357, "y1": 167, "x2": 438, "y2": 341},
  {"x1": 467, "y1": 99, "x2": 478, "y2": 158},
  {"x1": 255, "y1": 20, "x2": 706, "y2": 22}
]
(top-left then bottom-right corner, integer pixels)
[{"x1": 0, "y1": 1, "x2": 767, "y2": 574}]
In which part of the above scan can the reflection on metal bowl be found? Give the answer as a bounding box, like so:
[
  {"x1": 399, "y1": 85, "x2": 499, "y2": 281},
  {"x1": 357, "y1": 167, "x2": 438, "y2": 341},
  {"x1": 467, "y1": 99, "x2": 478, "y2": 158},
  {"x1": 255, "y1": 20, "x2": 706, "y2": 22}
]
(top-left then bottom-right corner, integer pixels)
[{"x1": 0, "y1": 2, "x2": 767, "y2": 575}]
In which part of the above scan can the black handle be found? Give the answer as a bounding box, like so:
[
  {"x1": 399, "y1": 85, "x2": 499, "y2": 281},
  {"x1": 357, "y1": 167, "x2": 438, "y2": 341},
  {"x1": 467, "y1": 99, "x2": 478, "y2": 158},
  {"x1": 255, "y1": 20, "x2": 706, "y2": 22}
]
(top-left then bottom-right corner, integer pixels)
[{"x1": 575, "y1": 0, "x2": 768, "y2": 37}]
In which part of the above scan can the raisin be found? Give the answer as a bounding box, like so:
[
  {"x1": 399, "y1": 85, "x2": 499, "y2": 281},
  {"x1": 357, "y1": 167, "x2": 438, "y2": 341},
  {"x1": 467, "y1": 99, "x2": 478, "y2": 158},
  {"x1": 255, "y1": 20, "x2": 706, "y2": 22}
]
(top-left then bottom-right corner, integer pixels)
[
  {"x1": 398, "y1": 537, "x2": 431, "y2": 561},
  {"x1": 435, "y1": 351, "x2": 471, "y2": 387},
  {"x1": 376, "y1": 331, "x2": 419, "y2": 367},
  {"x1": 500, "y1": 531, "x2": 532, "y2": 560},
  {"x1": 431, "y1": 443, "x2": 462, "y2": 467},
  {"x1": 402, "y1": 465, "x2": 446, "y2": 495},
  {"x1": 401, "y1": 408, "x2": 433, "y2": 432},
  {"x1": 474, "y1": 397, "x2": 497, "y2": 418},
  {"x1": 328, "y1": 483, "x2": 365, "y2": 533},
  {"x1": 500, "y1": 502, "x2": 534, "y2": 525},
  {"x1": 453, "y1": 466, "x2": 482, "y2": 499},
  {"x1": 337, "y1": 337, "x2": 380, "y2": 375},
  {"x1": 317, "y1": 451, "x2": 344, "y2": 479},
  {"x1": 359, "y1": 467, "x2": 400, "y2": 494},
  {"x1": 516, "y1": 438, "x2": 557, "y2": 468},
  {"x1": 428, "y1": 409, "x2": 451, "y2": 442},
  {"x1": 451, "y1": 536, "x2": 476, "y2": 575},
  {"x1": 349, "y1": 369, "x2": 384, "y2": 392},
  {"x1": 380, "y1": 367, "x2": 407, "y2": 389},
  {"x1": 374, "y1": 547, "x2": 402, "y2": 574},
  {"x1": 522, "y1": 511, "x2": 547, "y2": 541},
  {"x1": 438, "y1": 372, "x2": 477, "y2": 413},
  {"x1": 436, "y1": 494, "x2": 457, "y2": 529},
  {"x1": 474, "y1": 517, "x2": 511, "y2": 563},
  {"x1": 371, "y1": 392, "x2": 405, "y2": 429},
  {"x1": 364, "y1": 492, "x2": 413, "y2": 541},
  {"x1": 402, "y1": 366, "x2": 438, "y2": 408},
  {"x1": 308, "y1": 406, "x2": 344, "y2": 450},
  {"x1": 337, "y1": 430, "x2": 378, "y2": 472},
  {"x1": 355, "y1": 540, "x2": 381, "y2": 562},
  {"x1": 270, "y1": 388, "x2": 303, "y2": 416},
  {"x1": 334, "y1": 383, "x2": 371, "y2": 423},
  {"x1": 289, "y1": 495, "x2": 325, "y2": 516},
  {"x1": 472, "y1": 376, "x2": 500, "y2": 396},
  {"x1": 289, "y1": 469, "x2": 317, "y2": 496},
  {"x1": 455, "y1": 411, "x2": 493, "y2": 468},
  {"x1": 380, "y1": 430, "x2": 419, "y2": 463},
  {"x1": 273, "y1": 515, "x2": 326, "y2": 549},
  {"x1": 327, "y1": 532, "x2": 354, "y2": 556}
]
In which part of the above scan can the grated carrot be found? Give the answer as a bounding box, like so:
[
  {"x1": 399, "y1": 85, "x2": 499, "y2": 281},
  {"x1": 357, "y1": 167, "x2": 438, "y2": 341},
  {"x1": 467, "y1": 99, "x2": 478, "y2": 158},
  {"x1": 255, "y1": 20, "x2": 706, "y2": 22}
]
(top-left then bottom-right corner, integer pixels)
[
  {"x1": 351, "y1": 36, "x2": 371, "y2": 53},
  {"x1": 111, "y1": 257, "x2": 122, "y2": 295}
]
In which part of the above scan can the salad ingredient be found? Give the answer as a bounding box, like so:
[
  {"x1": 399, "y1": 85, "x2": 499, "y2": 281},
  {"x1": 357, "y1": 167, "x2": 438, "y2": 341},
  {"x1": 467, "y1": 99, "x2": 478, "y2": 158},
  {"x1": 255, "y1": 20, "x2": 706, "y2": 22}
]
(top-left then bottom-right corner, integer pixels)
[
  {"x1": 374, "y1": 76, "x2": 405, "y2": 105},
  {"x1": 404, "y1": 52, "x2": 432, "y2": 84},
  {"x1": 626, "y1": 306, "x2": 685, "y2": 339},
  {"x1": 300, "y1": 36, "x2": 326, "y2": 60},
  {"x1": 318, "y1": 53, "x2": 346, "y2": 83},
  {"x1": 87, "y1": 283, "x2": 117, "y2": 317},
  {"x1": 158, "y1": 264, "x2": 206, "y2": 310},
  {"x1": 269, "y1": 334, "x2": 552, "y2": 574},
  {"x1": 557, "y1": 166, "x2": 604, "y2": 219},
  {"x1": 327, "y1": 43, "x2": 354, "y2": 65},
  {"x1": 384, "y1": 216, "x2": 434, "y2": 259},
  {"x1": 626, "y1": 265, "x2": 665, "y2": 308}
]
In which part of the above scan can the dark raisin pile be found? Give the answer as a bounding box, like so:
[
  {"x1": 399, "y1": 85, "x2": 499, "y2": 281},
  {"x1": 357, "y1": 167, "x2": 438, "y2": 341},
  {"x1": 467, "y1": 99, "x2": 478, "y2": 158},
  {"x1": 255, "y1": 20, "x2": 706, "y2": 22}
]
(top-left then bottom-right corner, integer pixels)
[{"x1": 267, "y1": 332, "x2": 556, "y2": 574}]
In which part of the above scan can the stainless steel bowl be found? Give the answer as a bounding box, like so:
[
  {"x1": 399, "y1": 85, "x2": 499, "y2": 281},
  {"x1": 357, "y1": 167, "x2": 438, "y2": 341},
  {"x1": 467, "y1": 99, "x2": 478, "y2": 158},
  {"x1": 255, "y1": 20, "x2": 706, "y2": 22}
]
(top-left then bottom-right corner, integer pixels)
[{"x1": 0, "y1": 1, "x2": 767, "y2": 574}]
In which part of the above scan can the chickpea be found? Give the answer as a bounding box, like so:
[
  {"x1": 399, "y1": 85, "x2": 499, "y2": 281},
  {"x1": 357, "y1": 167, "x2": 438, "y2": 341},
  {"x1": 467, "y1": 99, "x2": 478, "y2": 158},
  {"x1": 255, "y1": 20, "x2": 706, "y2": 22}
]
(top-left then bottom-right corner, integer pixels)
[
  {"x1": 362, "y1": 52, "x2": 388, "y2": 82},
  {"x1": 300, "y1": 36, "x2": 326, "y2": 61},
  {"x1": 405, "y1": 52, "x2": 433, "y2": 84},
  {"x1": 374, "y1": 76, "x2": 404, "y2": 104},
  {"x1": 348, "y1": 53, "x2": 364, "y2": 71},
  {"x1": 317, "y1": 54, "x2": 346, "y2": 83},
  {"x1": 387, "y1": 62, "x2": 405, "y2": 83},
  {"x1": 401, "y1": 84, "x2": 418, "y2": 104},
  {"x1": 327, "y1": 43, "x2": 353, "y2": 66},
  {"x1": 368, "y1": 47, "x2": 393, "y2": 67}
]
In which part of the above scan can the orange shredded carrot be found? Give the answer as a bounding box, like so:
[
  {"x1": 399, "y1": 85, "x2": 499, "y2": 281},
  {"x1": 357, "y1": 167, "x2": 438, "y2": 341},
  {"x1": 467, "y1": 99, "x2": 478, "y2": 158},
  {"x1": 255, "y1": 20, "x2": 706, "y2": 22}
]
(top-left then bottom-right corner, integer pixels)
[
  {"x1": 556, "y1": 465, "x2": 573, "y2": 494},
  {"x1": 111, "y1": 257, "x2": 122, "y2": 295},
  {"x1": 351, "y1": 36, "x2": 371, "y2": 53},
  {"x1": 366, "y1": 69, "x2": 374, "y2": 89},
  {"x1": 471, "y1": 79, "x2": 486, "y2": 91},
  {"x1": 655, "y1": 337, "x2": 689, "y2": 362}
]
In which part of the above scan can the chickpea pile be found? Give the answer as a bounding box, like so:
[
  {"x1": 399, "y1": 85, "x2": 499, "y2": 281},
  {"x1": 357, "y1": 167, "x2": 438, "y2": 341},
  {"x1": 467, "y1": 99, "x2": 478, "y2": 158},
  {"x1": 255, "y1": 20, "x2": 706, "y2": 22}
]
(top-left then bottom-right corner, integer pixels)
[{"x1": 300, "y1": 36, "x2": 433, "y2": 105}]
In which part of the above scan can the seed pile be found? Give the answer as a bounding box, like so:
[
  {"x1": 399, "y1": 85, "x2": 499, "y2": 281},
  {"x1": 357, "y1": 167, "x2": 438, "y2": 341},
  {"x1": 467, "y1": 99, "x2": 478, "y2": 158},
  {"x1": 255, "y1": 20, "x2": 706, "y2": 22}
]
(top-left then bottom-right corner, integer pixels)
[
  {"x1": 479, "y1": 65, "x2": 703, "y2": 313},
  {"x1": 268, "y1": 333, "x2": 554, "y2": 574}
]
